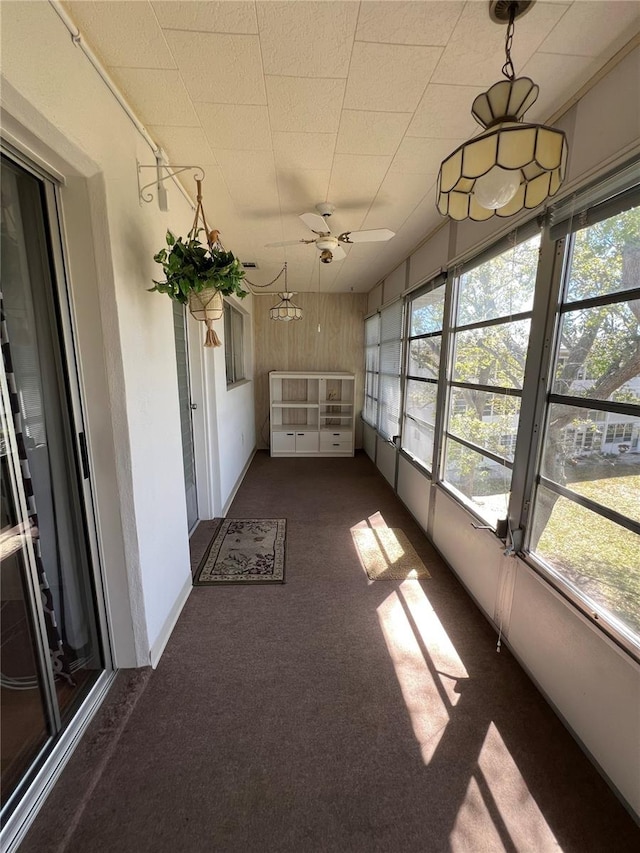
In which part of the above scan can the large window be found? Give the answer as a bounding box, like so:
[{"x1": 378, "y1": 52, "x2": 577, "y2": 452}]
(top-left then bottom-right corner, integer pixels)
[
  {"x1": 361, "y1": 162, "x2": 640, "y2": 652},
  {"x1": 363, "y1": 313, "x2": 380, "y2": 427},
  {"x1": 377, "y1": 301, "x2": 403, "y2": 441},
  {"x1": 224, "y1": 302, "x2": 244, "y2": 386},
  {"x1": 402, "y1": 276, "x2": 446, "y2": 472},
  {"x1": 529, "y1": 202, "x2": 640, "y2": 641},
  {"x1": 442, "y1": 233, "x2": 541, "y2": 525}
]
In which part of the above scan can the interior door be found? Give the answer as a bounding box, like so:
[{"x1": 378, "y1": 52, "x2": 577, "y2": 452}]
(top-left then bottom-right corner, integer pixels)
[
  {"x1": 172, "y1": 302, "x2": 198, "y2": 530},
  {"x1": 0, "y1": 153, "x2": 105, "y2": 814}
]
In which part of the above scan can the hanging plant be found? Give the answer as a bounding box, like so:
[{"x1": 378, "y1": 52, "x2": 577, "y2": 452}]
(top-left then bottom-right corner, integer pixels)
[{"x1": 149, "y1": 179, "x2": 247, "y2": 347}]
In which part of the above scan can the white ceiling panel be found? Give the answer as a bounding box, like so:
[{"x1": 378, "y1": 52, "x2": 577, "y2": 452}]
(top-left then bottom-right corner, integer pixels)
[
  {"x1": 273, "y1": 133, "x2": 336, "y2": 172},
  {"x1": 520, "y1": 52, "x2": 596, "y2": 121},
  {"x1": 165, "y1": 30, "x2": 266, "y2": 104},
  {"x1": 407, "y1": 84, "x2": 485, "y2": 139},
  {"x1": 266, "y1": 76, "x2": 345, "y2": 133},
  {"x1": 432, "y1": 1, "x2": 570, "y2": 87},
  {"x1": 344, "y1": 42, "x2": 442, "y2": 113},
  {"x1": 355, "y1": 1, "x2": 464, "y2": 46},
  {"x1": 538, "y1": 1, "x2": 640, "y2": 57},
  {"x1": 214, "y1": 149, "x2": 279, "y2": 214},
  {"x1": 276, "y1": 169, "x2": 332, "y2": 218},
  {"x1": 147, "y1": 125, "x2": 214, "y2": 165},
  {"x1": 65, "y1": 1, "x2": 176, "y2": 69},
  {"x1": 328, "y1": 154, "x2": 393, "y2": 210},
  {"x1": 109, "y1": 68, "x2": 199, "y2": 126},
  {"x1": 392, "y1": 136, "x2": 464, "y2": 175},
  {"x1": 61, "y1": 0, "x2": 640, "y2": 292},
  {"x1": 256, "y1": 1, "x2": 358, "y2": 78},
  {"x1": 151, "y1": 1, "x2": 258, "y2": 34},
  {"x1": 362, "y1": 167, "x2": 432, "y2": 232},
  {"x1": 336, "y1": 111, "x2": 412, "y2": 156},
  {"x1": 197, "y1": 103, "x2": 272, "y2": 151}
]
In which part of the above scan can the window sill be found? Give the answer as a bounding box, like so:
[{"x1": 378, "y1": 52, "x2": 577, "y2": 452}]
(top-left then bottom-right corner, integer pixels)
[{"x1": 226, "y1": 378, "x2": 251, "y2": 391}]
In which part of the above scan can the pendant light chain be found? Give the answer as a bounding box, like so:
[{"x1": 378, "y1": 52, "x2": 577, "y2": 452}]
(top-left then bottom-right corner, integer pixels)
[
  {"x1": 244, "y1": 263, "x2": 287, "y2": 290},
  {"x1": 501, "y1": 2, "x2": 517, "y2": 81}
]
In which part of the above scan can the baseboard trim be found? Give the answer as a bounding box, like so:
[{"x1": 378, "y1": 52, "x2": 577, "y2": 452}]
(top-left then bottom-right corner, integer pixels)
[
  {"x1": 222, "y1": 447, "x2": 256, "y2": 516},
  {"x1": 148, "y1": 573, "x2": 192, "y2": 668}
]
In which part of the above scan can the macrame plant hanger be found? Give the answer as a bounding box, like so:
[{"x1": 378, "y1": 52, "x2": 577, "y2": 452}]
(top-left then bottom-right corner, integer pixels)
[{"x1": 188, "y1": 178, "x2": 223, "y2": 348}]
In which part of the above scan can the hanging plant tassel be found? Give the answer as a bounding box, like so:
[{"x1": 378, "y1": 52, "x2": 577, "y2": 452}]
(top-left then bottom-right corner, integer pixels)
[{"x1": 204, "y1": 319, "x2": 222, "y2": 348}]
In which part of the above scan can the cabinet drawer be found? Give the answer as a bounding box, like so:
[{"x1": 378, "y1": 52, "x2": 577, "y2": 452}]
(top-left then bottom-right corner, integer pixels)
[
  {"x1": 320, "y1": 431, "x2": 353, "y2": 451},
  {"x1": 295, "y1": 431, "x2": 319, "y2": 453},
  {"x1": 272, "y1": 431, "x2": 296, "y2": 453}
]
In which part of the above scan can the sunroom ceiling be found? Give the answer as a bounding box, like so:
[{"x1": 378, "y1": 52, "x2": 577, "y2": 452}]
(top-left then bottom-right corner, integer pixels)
[{"x1": 64, "y1": 0, "x2": 640, "y2": 292}]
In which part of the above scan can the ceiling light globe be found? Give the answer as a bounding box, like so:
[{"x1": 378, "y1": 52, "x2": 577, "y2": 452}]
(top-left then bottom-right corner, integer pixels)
[{"x1": 473, "y1": 166, "x2": 521, "y2": 210}]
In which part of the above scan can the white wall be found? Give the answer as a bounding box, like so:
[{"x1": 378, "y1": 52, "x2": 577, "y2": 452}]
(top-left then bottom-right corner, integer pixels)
[
  {"x1": 372, "y1": 46, "x2": 640, "y2": 817},
  {"x1": 0, "y1": 1, "x2": 256, "y2": 666}
]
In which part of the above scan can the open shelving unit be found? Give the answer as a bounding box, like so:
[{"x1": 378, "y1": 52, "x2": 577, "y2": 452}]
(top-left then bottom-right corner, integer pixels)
[{"x1": 269, "y1": 371, "x2": 355, "y2": 457}]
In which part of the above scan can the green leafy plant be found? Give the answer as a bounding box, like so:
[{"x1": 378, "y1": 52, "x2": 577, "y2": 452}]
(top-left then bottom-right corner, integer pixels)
[{"x1": 150, "y1": 229, "x2": 248, "y2": 304}]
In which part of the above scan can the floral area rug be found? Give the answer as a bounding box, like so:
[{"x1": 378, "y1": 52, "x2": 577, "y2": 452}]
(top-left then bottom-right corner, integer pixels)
[{"x1": 194, "y1": 518, "x2": 286, "y2": 585}]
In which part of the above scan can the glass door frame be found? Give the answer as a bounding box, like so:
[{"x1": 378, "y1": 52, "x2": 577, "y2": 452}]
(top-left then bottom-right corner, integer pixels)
[{"x1": 1, "y1": 144, "x2": 115, "y2": 850}]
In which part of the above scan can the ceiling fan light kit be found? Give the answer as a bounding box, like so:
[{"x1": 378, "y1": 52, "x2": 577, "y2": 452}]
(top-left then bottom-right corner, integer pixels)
[{"x1": 436, "y1": 0, "x2": 568, "y2": 222}]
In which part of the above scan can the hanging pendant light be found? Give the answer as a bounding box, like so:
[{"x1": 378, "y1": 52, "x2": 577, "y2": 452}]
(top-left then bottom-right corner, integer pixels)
[
  {"x1": 436, "y1": 0, "x2": 568, "y2": 222},
  {"x1": 269, "y1": 264, "x2": 303, "y2": 321},
  {"x1": 269, "y1": 292, "x2": 303, "y2": 321}
]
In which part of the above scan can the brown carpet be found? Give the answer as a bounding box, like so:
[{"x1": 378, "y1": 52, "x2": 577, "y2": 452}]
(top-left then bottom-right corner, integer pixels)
[
  {"x1": 20, "y1": 451, "x2": 640, "y2": 852},
  {"x1": 352, "y1": 525, "x2": 432, "y2": 580}
]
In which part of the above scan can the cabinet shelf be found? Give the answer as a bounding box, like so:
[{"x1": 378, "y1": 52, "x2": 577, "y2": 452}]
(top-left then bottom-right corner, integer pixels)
[
  {"x1": 273, "y1": 402, "x2": 319, "y2": 408},
  {"x1": 270, "y1": 371, "x2": 355, "y2": 457}
]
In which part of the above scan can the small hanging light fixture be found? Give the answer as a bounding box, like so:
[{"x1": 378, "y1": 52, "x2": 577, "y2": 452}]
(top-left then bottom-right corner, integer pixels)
[
  {"x1": 436, "y1": 0, "x2": 568, "y2": 222},
  {"x1": 269, "y1": 264, "x2": 303, "y2": 321}
]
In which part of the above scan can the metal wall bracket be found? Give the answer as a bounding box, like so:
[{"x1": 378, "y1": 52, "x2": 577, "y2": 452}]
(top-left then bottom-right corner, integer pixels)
[{"x1": 137, "y1": 152, "x2": 205, "y2": 211}]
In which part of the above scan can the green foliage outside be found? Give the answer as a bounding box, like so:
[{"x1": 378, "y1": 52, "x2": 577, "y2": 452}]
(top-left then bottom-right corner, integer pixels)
[
  {"x1": 536, "y1": 475, "x2": 640, "y2": 633},
  {"x1": 408, "y1": 207, "x2": 640, "y2": 637}
]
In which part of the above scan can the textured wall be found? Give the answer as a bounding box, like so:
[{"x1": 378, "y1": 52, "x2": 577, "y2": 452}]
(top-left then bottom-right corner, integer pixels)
[{"x1": 253, "y1": 292, "x2": 367, "y2": 449}]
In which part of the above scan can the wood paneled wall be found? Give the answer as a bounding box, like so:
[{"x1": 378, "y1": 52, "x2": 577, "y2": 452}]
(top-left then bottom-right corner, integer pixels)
[{"x1": 253, "y1": 292, "x2": 367, "y2": 449}]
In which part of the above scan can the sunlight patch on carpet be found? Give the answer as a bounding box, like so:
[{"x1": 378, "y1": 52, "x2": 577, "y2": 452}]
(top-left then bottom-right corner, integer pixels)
[{"x1": 351, "y1": 526, "x2": 431, "y2": 581}]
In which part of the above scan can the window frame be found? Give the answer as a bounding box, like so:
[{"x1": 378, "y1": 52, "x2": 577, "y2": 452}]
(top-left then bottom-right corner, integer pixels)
[
  {"x1": 377, "y1": 299, "x2": 404, "y2": 442},
  {"x1": 439, "y1": 228, "x2": 542, "y2": 528},
  {"x1": 363, "y1": 312, "x2": 380, "y2": 429},
  {"x1": 521, "y1": 205, "x2": 640, "y2": 652},
  {"x1": 400, "y1": 273, "x2": 446, "y2": 474},
  {"x1": 362, "y1": 159, "x2": 640, "y2": 660},
  {"x1": 223, "y1": 300, "x2": 245, "y2": 387}
]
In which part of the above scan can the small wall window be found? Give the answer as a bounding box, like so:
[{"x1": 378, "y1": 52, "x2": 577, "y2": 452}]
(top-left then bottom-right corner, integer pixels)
[
  {"x1": 363, "y1": 314, "x2": 380, "y2": 427},
  {"x1": 401, "y1": 276, "x2": 446, "y2": 472},
  {"x1": 224, "y1": 302, "x2": 244, "y2": 385}
]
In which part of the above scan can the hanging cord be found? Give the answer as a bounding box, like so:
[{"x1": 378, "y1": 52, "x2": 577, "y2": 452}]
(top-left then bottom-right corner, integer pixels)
[
  {"x1": 501, "y1": 2, "x2": 517, "y2": 81},
  {"x1": 244, "y1": 263, "x2": 287, "y2": 291},
  {"x1": 191, "y1": 179, "x2": 215, "y2": 247},
  {"x1": 188, "y1": 178, "x2": 223, "y2": 347}
]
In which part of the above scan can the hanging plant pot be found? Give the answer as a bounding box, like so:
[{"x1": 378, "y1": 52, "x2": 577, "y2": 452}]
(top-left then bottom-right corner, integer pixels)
[
  {"x1": 149, "y1": 179, "x2": 247, "y2": 348},
  {"x1": 188, "y1": 287, "x2": 223, "y2": 347}
]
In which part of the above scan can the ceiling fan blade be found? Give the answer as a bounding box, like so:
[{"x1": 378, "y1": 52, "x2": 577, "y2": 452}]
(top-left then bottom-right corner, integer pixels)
[
  {"x1": 331, "y1": 244, "x2": 346, "y2": 260},
  {"x1": 338, "y1": 228, "x2": 395, "y2": 244},
  {"x1": 265, "y1": 239, "x2": 314, "y2": 248},
  {"x1": 300, "y1": 212, "x2": 330, "y2": 234}
]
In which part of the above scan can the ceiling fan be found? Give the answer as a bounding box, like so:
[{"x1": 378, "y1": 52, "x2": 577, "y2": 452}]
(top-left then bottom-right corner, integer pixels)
[{"x1": 265, "y1": 203, "x2": 395, "y2": 264}]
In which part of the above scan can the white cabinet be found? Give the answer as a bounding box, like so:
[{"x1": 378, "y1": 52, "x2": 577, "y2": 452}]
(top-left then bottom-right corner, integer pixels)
[{"x1": 269, "y1": 371, "x2": 355, "y2": 457}]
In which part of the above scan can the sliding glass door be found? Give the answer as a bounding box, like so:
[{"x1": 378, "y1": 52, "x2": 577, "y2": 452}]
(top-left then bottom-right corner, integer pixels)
[{"x1": 1, "y1": 154, "x2": 107, "y2": 817}]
